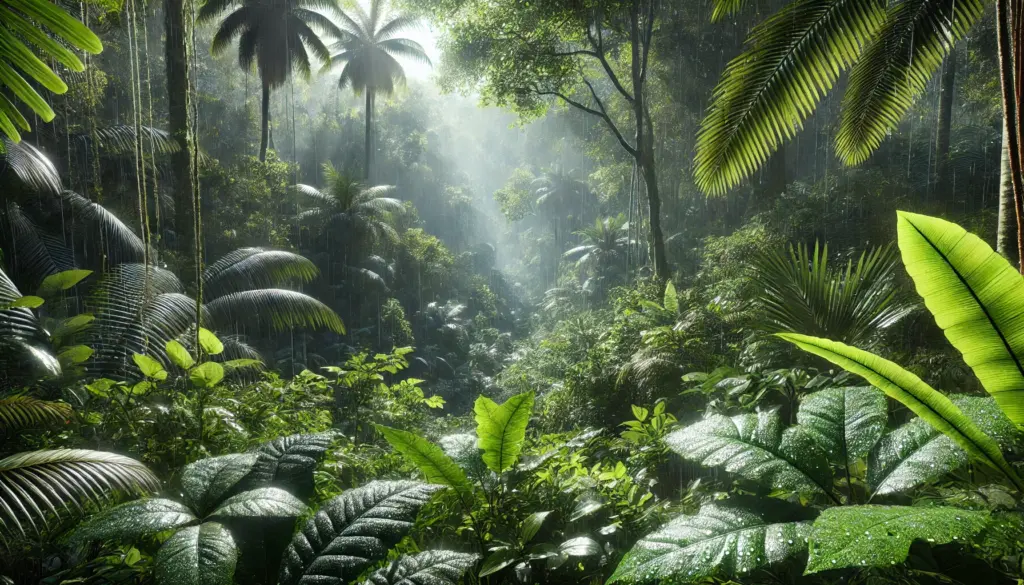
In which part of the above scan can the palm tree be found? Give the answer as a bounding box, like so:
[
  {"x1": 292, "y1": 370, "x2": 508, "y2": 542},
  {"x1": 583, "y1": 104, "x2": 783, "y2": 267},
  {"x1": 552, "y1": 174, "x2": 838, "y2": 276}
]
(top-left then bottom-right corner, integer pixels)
[
  {"x1": 564, "y1": 215, "x2": 631, "y2": 295},
  {"x1": 694, "y1": 0, "x2": 1023, "y2": 257},
  {"x1": 329, "y1": 0, "x2": 430, "y2": 179},
  {"x1": 294, "y1": 162, "x2": 403, "y2": 256},
  {"x1": 199, "y1": 0, "x2": 342, "y2": 161}
]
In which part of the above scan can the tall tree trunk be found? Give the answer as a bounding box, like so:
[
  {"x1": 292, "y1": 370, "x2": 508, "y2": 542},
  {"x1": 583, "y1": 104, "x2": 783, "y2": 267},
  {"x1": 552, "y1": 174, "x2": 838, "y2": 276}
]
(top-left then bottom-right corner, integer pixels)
[
  {"x1": 630, "y1": 0, "x2": 668, "y2": 281},
  {"x1": 997, "y1": 125, "x2": 1019, "y2": 265},
  {"x1": 259, "y1": 81, "x2": 271, "y2": 161},
  {"x1": 996, "y1": 0, "x2": 1024, "y2": 270},
  {"x1": 935, "y1": 49, "x2": 956, "y2": 198},
  {"x1": 165, "y1": 0, "x2": 194, "y2": 268},
  {"x1": 365, "y1": 89, "x2": 374, "y2": 180}
]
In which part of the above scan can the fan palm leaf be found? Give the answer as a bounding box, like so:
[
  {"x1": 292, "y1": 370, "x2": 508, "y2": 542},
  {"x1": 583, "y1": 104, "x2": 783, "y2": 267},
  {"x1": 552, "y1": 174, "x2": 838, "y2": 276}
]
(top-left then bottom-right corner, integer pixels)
[
  {"x1": 202, "y1": 248, "x2": 319, "y2": 298},
  {"x1": 0, "y1": 449, "x2": 157, "y2": 539},
  {"x1": 749, "y1": 241, "x2": 914, "y2": 346},
  {"x1": 205, "y1": 289, "x2": 345, "y2": 334}
]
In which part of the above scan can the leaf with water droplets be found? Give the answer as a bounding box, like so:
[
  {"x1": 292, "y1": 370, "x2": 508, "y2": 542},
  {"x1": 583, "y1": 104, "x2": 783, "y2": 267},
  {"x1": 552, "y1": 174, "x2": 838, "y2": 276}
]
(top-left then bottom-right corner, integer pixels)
[
  {"x1": 666, "y1": 410, "x2": 832, "y2": 496},
  {"x1": 798, "y1": 386, "x2": 886, "y2": 468},
  {"x1": 609, "y1": 499, "x2": 812, "y2": 584},
  {"x1": 869, "y1": 397, "x2": 1021, "y2": 496},
  {"x1": 805, "y1": 505, "x2": 990, "y2": 574}
]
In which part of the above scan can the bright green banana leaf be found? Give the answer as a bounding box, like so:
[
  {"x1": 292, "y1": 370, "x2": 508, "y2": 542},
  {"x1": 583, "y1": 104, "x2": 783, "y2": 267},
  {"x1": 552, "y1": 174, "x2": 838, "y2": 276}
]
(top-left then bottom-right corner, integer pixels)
[
  {"x1": 897, "y1": 211, "x2": 1024, "y2": 425},
  {"x1": 778, "y1": 333, "x2": 1023, "y2": 492}
]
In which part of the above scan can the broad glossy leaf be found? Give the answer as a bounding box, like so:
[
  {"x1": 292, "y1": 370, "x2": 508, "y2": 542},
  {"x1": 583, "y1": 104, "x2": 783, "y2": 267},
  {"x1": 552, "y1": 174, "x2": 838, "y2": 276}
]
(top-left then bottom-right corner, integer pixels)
[
  {"x1": 363, "y1": 551, "x2": 478, "y2": 585},
  {"x1": 474, "y1": 392, "x2": 534, "y2": 473},
  {"x1": 665, "y1": 410, "x2": 832, "y2": 497},
  {"x1": 8, "y1": 295, "x2": 43, "y2": 308},
  {"x1": 280, "y1": 481, "x2": 443, "y2": 585},
  {"x1": 198, "y1": 328, "x2": 224, "y2": 355},
  {"x1": 190, "y1": 362, "x2": 225, "y2": 388},
  {"x1": 377, "y1": 425, "x2": 474, "y2": 503},
  {"x1": 58, "y1": 344, "x2": 93, "y2": 365},
  {"x1": 778, "y1": 333, "x2": 1024, "y2": 491},
  {"x1": 37, "y1": 269, "x2": 91, "y2": 296},
  {"x1": 521, "y1": 511, "x2": 550, "y2": 544},
  {"x1": 155, "y1": 522, "x2": 236, "y2": 585},
  {"x1": 479, "y1": 548, "x2": 517, "y2": 577},
  {"x1": 805, "y1": 505, "x2": 989, "y2": 573},
  {"x1": 609, "y1": 502, "x2": 811, "y2": 584},
  {"x1": 210, "y1": 487, "x2": 305, "y2": 519},
  {"x1": 243, "y1": 432, "x2": 335, "y2": 497},
  {"x1": 797, "y1": 386, "x2": 886, "y2": 467},
  {"x1": 69, "y1": 498, "x2": 197, "y2": 544},
  {"x1": 897, "y1": 211, "x2": 1024, "y2": 425},
  {"x1": 181, "y1": 454, "x2": 259, "y2": 515},
  {"x1": 133, "y1": 353, "x2": 167, "y2": 381},
  {"x1": 166, "y1": 340, "x2": 195, "y2": 369},
  {"x1": 869, "y1": 397, "x2": 1020, "y2": 496}
]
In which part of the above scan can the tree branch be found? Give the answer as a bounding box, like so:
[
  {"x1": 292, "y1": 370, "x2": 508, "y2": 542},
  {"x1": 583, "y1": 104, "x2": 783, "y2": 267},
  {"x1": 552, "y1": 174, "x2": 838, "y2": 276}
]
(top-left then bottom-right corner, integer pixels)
[
  {"x1": 585, "y1": 21, "x2": 635, "y2": 103},
  {"x1": 640, "y1": 0, "x2": 655, "y2": 83},
  {"x1": 537, "y1": 87, "x2": 638, "y2": 158}
]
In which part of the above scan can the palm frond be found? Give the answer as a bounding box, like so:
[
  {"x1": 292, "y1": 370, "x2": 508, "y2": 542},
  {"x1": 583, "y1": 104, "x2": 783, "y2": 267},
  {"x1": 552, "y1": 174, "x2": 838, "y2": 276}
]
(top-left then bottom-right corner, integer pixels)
[
  {"x1": 2, "y1": 139, "x2": 62, "y2": 194},
  {"x1": 378, "y1": 38, "x2": 431, "y2": 66},
  {"x1": 210, "y1": 8, "x2": 251, "y2": 54},
  {"x1": 0, "y1": 396, "x2": 71, "y2": 432},
  {"x1": 203, "y1": 248, "x2": 320, "y2": 298},
  {"x1": 836, "y1": 0, "x2": 984, "y2": 165},
  {"x1": 375, "y1": 14, "x2": 420, "y2": 41},
  {"x1": 749, "y1": 241, "x2": 913, "y2": 346},
  {"x1": 81, "y1": 125, "x2": 182, "y2": 156},
  {"x1": 0, "y1": 449, "x2": 157, "y2": 538},
  {"x1": 694, "y1": 0, "x2": 887, "y2": 195},
  {"x1": 59, "y1": 190, "x2": 145, "y2": 266},
  {"x1": 1, "y1": 201, "x2": 71, "y2": 290},
  {"x1": 205, "y1": 289, "x2": 345, "y2": 334}
]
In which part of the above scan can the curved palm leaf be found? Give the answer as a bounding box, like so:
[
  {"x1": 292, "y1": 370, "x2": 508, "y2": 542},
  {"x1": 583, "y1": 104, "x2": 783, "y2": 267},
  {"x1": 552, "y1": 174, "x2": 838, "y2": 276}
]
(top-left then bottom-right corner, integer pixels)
[
  {"x1": 1, "y1": 139, "x2": 61, "y2": 193},
  {"x1": 694, "y1": 0, "x2": 886, "y2": 195},
  {"x1": 778, "y1": 333, "x2": 1024, "y2": 491},
  {"x1": 60, "y1": 190, "x2": 146, "y2": 266},
  {"x1": 203, "y1": 248, "x2": 320, "y2": 298},
  {"x1": 0, "y1": 395, "x2": 71, "y2": 432},
  {"x1": 0, "y1": 0, "x2": 101, "y2": 142},
  {"x1": 836, "y1": 0, "x2": 985, "y2": 165},
  {"x1": 0, "y1": 449, "x2": 158, "y2": 538},
  {"x1": 896, "y1": 211, "x2": 1024, "y2": 425},
  {"x1": 205, "y1": 289, "x2": 345, "y2": 334}
]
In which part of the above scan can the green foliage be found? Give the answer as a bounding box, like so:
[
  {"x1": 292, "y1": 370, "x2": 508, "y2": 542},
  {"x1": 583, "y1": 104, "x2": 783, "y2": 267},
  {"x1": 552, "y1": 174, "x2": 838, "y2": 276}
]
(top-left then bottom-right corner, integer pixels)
[
  {"x1": 796, "y1": 386, "x2": 886, "y2": 468},
  {"x1": 896, "y1": 211, "x2": 1024, "y2": 425},
  {"x1": 361, "y1": 551, "x2": 478, "y2": 585},
  {"x1": 750, "y1": 242, "x2": 913, "y2": 346},
  {"x1": 375, "y1": 425, "x2": 474, "y2": 501},
  {"x1": 474, "y1": 392, "x2": 534, "y2": 473},
  {"x1": 279, "y1": 480, "x2": 443, "y2": 585},
  {"x1": 609, "y1": 500, "x2": 812, "y2": 584},
  {"x1": 155, "y1": 522, "x2": 237, "y2": 585},
  {"x1": 804, "y1": 505, "x2": 990, "y2": 573}
]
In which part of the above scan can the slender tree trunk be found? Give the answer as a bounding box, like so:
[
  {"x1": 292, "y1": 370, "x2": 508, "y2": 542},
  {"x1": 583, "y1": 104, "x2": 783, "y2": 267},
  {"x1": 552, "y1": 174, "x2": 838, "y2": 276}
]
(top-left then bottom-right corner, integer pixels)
[
  {"x1": 997, "y1": 125, "x2": 1019, "y2": 265},
  {"x1": 165, "y1": 0, "x2": 194, "y2": 267},
  {"x1": 935, "y1": 49, "x2": 956, "y2": 198},
  {"x1": 365, "y1": 89, "x2": 374, "y2": 180},
  {"x1": 260, "y1": 81, "x2": 271, "y2": 161},
  {"x1": 630, "y1": 0, "x2": 668, "y2": 281},
  {"x1": 996, "y1": 0, "x2": 1024, "y2": 270}
]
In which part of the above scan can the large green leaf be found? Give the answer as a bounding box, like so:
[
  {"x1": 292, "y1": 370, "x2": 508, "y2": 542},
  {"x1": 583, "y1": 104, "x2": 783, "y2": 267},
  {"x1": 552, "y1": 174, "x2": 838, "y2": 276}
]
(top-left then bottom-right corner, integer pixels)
[
  {"x1": 155, "y1": 522, "x2": 237, "y2": 585},
  {"x1": 797, "y1": 386, "x2": 887, "y2": 468},
  {"x1": 474, "y1": 392, "x2": 534, "y2": 473},
  {"x1": 209, "y1": 487, "x2": 306, "y2": 519},
  {"x1": 665, "y1": 410, "x2": 833, "y2": 498},
  {"x1": 279, "y1": 481, "x2": 443, "y2": 585},
  {"x1": 804, "y1": 505, "x2": 989, "y2": 573},
  {"x1": 608, "y1": 500, "x2": 812, "y2": 584},
  {"x1": 869, "y1": 396, "x2": 1021, "y2": 496},
  {"x1": 362, "y1": 551, "x2": 479, "y2": 585},
  {"x1": 896, "y1": 211, "x2": 1024, "y2": 425},
  {"x1": 241, "y1": 432, "x2": 336, "y2": 498},
  {"x1": 69, "y1": 498, "x2": 198, "y2": 544},
  {"x1": 181, "y1": 454, "x2": 259, "y2": 515},
  {"x1": 36, "y1": 269, "x2": 92, "y2": 297},
  {"x1": 778, "y1": 333, "x2": 1024, "y2": 491},
  {"x1": 376, "y1": 425, "x2": 475, "y2": 503},
  {"x1": 693, "y1": 0, "x2": 886, "y2": 195}
]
